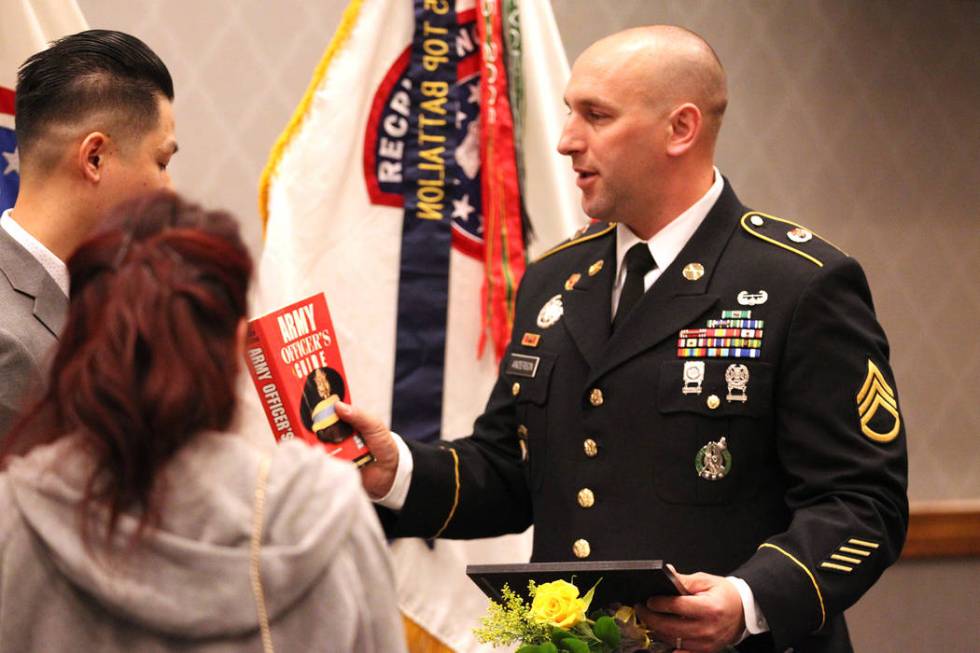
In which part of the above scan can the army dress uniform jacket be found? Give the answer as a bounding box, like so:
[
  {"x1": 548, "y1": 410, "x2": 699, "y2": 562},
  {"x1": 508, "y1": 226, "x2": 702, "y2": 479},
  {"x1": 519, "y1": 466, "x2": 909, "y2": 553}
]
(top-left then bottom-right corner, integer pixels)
[{"x1": 379, "y1": 182, "x2": 909, "y2": 652}]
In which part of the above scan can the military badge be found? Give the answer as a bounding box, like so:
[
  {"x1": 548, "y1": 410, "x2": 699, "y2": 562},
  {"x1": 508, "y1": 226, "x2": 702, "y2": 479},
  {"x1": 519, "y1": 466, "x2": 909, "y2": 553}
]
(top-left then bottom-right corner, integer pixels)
[
  {"x1": 787, "y1": 227, "x2": 812, "y2": 243},
  {"x1": 682, "y1": 361, "x2": 705, "y2": 395},
  {"x1": 725, "y1": 364, "x2": 749, "y2": 402},
  {"x1": 856, "y1": 359, "x2": 901, "y2": 442},
  {"x1": 695, "y1": 436, "x2": 731, "y2": 481},
  {"x1": 564, "y1": 273, "x2": 581, "y2": 291},
  {"x1": 682, "y1": 262, "x2": 705, "y2": 281},
  {"x1": 536, "y1": 294, "x2": 564, "y2": 329},
  {"x1": 588, "y1": 260, "x2": 604, "y2": 276},
  {"x1": 521, "y1": 332, "x2": 541, "y2": 347},
  {"x1": 737, "y1": 290, "x2": 768, "y2": 306}
]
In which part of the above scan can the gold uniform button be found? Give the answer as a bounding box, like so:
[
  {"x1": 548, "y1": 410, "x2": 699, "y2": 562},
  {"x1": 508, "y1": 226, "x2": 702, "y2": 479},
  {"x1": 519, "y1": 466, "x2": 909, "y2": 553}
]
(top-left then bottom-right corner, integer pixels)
[
  {"x1": 583, "y1": 438, "x2": 598, "y2": 458},
  {"x1": 517, "y1": 424, "x2": 528, "y2": 438},
  {"x1": 707, "y1": 394, "x2": 721, "y2": 410},
  {"x1": 573, "y1": 538, "x2": 591, "y2": 559},
  {"x1": 577, "y1": 488, "x2": 595, "y2": 508},
  {"x1": 512, "y1": 382, "x2": 521, "y2": 396},
  {"x1": 589, "y1": 388, "x2": 604, "y2": 406}
]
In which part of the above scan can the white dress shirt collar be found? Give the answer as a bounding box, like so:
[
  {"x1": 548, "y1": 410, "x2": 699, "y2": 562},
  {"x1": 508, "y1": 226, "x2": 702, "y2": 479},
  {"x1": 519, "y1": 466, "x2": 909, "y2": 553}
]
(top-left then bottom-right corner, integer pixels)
[
  {"x1": 614, "y1": 168, "x2": 724, "y2": 289},
  {"x1": 611, "y1": 169, "x2": 724, "y2": 315},
  {"x1": 1, "y1": 209, "x2": 70, "y2": 296}
]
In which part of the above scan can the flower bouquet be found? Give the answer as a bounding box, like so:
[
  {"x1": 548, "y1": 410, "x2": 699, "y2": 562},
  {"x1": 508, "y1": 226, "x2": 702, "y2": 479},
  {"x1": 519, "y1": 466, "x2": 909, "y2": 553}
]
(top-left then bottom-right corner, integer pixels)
[{"x1": 474, "y1": 578, "x2": 674, "y2": 653}]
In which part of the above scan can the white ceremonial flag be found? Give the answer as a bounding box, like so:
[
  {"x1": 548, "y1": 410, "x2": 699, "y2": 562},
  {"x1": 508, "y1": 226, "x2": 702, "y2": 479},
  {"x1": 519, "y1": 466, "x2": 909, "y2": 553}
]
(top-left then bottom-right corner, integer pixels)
[
  {"x1": 256, "y1": 0, "x2": 583, "y2": 651},
  {"x1": 0, "y1": 0, "x2": 89, "y2": 211}
]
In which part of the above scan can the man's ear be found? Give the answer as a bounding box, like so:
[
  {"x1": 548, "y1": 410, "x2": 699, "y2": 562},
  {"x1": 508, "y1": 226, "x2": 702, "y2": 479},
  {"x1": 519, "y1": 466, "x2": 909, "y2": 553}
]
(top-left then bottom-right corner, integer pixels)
[
  {"x1": 78, "y1": 132, "x2": 110, "y2": 183},
  {"x1": 665, "y1": 103, "x2": 702, "y2": 157}
]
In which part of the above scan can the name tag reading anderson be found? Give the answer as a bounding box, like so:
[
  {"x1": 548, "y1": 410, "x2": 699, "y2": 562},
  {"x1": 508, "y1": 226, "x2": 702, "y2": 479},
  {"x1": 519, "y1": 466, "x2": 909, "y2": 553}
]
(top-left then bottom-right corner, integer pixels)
[{"x1": 506, "y1": 353, "x2": 540, "y2": 378}]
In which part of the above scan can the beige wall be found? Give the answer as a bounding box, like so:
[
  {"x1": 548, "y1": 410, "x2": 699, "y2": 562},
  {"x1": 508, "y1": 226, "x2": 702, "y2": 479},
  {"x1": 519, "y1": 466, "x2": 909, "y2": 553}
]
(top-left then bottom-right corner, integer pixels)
[{"x1": 75, "y1": 1, "x2": 980, "y2": 650}]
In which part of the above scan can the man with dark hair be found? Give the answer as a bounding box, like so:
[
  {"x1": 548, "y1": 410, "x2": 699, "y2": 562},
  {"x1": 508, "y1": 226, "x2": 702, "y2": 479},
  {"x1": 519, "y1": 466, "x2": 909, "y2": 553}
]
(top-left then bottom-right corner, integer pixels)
[
  {"x1": 346, "y1": 25, "x2": 908, "y2": 653},
  {"x1": 0, "y1": 30, "x2": 177, "y2": 437}
]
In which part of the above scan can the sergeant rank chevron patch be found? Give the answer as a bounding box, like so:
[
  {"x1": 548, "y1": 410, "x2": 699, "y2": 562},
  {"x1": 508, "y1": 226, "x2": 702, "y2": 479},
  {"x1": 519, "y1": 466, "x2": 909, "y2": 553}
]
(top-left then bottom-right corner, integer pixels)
[{"x1": 856, "y1": 359, "x2": 901, "y2": 443}]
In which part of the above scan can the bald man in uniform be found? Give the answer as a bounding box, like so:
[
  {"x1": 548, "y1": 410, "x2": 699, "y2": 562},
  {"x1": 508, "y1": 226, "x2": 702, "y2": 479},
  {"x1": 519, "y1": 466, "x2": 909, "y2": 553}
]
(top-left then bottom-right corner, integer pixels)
[{"x1": 346, "y1": 25, "x2": 908, "y2": 653}]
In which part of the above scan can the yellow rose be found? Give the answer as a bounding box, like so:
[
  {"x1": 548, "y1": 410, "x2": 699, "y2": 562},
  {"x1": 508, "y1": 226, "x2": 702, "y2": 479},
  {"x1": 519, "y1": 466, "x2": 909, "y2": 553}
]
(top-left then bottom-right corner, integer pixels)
[{"x1": 528, "y1": 580, "x2": 588, "y2": 629}]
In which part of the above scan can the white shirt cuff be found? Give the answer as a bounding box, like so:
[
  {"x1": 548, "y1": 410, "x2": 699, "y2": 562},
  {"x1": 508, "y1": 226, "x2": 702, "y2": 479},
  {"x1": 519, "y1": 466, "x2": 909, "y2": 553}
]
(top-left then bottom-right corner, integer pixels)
[
  {"x1": 726, "y1": 576, "x2": 769, "y2": 641},
  {"x1": 373, "y1": 431, "x2": 414, "y2": 510}
]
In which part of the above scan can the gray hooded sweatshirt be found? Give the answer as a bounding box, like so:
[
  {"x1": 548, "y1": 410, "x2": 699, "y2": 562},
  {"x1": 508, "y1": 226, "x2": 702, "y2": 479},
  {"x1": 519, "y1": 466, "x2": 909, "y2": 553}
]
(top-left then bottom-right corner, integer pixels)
[{"x1": 0, "y1": 431, "x2": 408, "y2": 652}]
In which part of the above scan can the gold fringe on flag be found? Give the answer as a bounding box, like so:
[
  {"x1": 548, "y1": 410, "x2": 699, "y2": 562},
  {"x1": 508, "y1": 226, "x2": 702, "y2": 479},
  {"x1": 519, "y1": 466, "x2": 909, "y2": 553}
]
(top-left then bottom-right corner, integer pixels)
[
  {"x1": 257, "y1": 0, "x2": 365, "y2": 235},
  {"x1": 402, "y1": 614, "x2": 456, "y2": 653}
]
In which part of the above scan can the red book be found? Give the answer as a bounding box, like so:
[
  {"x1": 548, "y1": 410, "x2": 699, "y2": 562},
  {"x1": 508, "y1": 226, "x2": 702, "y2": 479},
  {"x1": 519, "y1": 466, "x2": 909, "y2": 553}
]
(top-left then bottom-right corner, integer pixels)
[{"x1": 243, "y1": 293, "x2": 372, "y2": 466}]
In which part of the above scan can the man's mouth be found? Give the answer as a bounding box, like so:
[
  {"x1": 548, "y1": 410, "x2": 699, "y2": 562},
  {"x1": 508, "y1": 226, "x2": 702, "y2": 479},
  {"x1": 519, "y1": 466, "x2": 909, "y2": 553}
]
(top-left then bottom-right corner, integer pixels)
[{"x1": 574, "y1": 168, "x2": 597, "y2": 188}]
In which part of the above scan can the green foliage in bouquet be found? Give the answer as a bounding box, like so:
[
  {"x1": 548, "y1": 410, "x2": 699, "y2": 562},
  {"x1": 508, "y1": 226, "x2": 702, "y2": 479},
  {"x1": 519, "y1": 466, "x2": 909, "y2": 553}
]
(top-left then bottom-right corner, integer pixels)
[{"x1": 474, "y1": 578, "x2": 653, "y2": 653}]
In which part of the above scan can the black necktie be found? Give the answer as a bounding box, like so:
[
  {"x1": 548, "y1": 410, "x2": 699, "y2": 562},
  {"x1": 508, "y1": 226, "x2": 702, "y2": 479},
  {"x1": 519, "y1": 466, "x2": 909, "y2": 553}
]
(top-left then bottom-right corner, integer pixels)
[{"x1": 612, "y1": 243, "x2": 656, "y2": 332}]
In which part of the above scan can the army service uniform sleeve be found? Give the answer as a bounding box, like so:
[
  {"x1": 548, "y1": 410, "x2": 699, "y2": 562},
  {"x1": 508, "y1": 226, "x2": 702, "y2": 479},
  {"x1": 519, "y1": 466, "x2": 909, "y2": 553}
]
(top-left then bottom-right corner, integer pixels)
[
  {"x1": 733, "y1": 255, "x2": 908, "y2": 648},
  {"x1": 376, "y1": 296, "x2": 534, "y2": 541}
]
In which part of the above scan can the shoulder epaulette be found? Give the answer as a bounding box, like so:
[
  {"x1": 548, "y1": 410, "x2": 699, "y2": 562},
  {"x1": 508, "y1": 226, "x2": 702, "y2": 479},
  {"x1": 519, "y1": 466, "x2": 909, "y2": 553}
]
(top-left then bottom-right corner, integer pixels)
[
  {"x1": 534, "y1": 222, "x2": 616, "y2": 263},
  {"x1": 739, "y1": 212, "x2": 847, "y2": 268}
]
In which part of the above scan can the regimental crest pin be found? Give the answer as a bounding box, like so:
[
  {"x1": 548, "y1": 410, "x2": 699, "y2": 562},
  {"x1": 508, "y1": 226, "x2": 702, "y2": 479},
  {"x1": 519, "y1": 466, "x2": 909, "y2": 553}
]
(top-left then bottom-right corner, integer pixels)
[
  {"x1": 787, "y1": 227, "x2": 812, "y2": 243},
  {"x1": 695, "y1": 436, "x2": 732, "y2": 481},
  {"x1": 737, "y1": 290, "x2": 768, "y2": 306},
  {"x1": 682, "y1": 361, "x2": 705, "y2": 395},
  {"x1": 537, "y1": 294, "x2": 564, "y2": 329},
  {"x1": 725, "y1": 364, "x2": 750, "y2": 402},
  {"x1": 521, "y1": 332, "x2": 541, "y2": 348},
  {"x1": 565, "y1": 273, "x2": 581, "y2": 291},
  {"x1": 588, "y1": 260, "x2": 604, "y2": 276}
]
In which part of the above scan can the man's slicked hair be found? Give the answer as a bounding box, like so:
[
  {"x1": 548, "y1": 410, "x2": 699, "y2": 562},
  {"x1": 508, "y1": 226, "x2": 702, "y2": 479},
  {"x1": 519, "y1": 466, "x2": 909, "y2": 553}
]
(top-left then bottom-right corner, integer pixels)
[{"x1": 14, "y1": 29, "x2": 173, "y2": 163}]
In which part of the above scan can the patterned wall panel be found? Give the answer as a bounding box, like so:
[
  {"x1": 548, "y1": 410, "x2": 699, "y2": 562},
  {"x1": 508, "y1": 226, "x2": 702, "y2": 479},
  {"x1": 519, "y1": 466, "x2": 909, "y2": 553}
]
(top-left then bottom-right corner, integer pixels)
[{"x1": 76, "y1": 0, "x2": 979, "y2": 501}]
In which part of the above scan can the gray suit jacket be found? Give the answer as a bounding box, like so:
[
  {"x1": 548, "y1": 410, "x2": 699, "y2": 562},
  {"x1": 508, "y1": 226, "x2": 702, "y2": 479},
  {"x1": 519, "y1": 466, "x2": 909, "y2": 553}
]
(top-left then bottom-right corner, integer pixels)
[{"x1": 0, "y1": 227, "x2": 67, "y2": 439}]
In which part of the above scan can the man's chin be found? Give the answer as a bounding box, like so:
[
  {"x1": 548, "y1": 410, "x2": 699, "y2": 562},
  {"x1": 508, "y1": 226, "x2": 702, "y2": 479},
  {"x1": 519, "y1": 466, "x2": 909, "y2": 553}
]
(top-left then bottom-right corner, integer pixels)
[{"x1": 581, "y1": 201, "x2": 611, "y2": 223}]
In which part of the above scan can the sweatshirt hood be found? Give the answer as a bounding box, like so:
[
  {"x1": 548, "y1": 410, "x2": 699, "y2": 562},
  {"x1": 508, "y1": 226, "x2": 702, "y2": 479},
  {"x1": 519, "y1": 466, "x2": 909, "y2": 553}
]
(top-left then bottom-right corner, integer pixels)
[{"x1": 6, "y1": 432, "x2": 365, "y2": 639}]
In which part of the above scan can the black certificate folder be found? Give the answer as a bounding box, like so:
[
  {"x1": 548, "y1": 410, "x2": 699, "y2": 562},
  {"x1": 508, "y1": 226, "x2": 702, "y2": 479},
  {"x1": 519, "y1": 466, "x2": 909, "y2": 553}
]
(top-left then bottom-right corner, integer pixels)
[{"x1": 466, "y1": 560, "x2": 687, "y2": 608}]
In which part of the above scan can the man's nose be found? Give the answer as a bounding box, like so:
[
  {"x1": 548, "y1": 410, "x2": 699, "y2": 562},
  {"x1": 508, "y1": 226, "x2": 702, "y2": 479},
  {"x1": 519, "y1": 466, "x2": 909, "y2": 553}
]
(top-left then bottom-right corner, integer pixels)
[{"x1": 557, "y1": 116, "x2": 583, "y2": 156}]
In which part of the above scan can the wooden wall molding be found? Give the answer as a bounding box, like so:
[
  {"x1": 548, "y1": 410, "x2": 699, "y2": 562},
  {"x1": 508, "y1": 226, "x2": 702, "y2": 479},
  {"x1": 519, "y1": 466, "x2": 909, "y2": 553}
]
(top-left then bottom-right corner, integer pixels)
[{"x1": 902, "y1": 500, "x2": 980, "y2": 559}]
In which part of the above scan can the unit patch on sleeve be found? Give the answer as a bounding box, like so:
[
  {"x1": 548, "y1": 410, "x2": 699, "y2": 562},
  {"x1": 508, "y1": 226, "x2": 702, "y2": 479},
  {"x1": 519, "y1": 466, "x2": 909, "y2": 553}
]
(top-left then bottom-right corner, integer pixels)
[{"x1": 856, "y1": 359, "x2": 901, "y2": 443}]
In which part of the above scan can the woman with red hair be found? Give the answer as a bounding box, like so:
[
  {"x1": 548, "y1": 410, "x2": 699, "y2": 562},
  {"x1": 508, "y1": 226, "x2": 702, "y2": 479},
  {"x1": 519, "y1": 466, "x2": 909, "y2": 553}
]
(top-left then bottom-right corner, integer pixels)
[{"x1": 0, "y1": 192, "x2": 407, "y2": 653}]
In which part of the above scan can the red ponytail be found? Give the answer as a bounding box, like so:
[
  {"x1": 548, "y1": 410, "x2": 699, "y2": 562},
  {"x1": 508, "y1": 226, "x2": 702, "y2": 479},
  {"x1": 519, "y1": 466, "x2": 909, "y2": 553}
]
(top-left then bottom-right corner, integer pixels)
[{"x1": 2, "y1": 191, "x2": 253, "y2": 542}]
